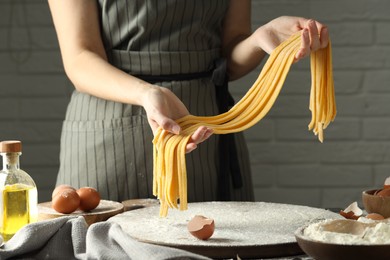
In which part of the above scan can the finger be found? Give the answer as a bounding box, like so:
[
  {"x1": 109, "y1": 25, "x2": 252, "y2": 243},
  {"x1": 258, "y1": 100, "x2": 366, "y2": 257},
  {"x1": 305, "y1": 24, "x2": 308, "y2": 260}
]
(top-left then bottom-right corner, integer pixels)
[
  {"x1": 159, "y1": 117, "x2": 181, "y2": 134},
  {"x1": 203, "y1": 128, "x2": 214, "y2": 141},
  {"x1": 319, "y1": 27, "x2": 329, "y2": 48},
  {"x1": 188, "y1": 126, "x2": 208, "y2": 144},
  {"x1": 185, "y1": 128, "x2": 213, "y2": 153},
  {"x1": 196, "y1": 128, "x2": 214, "y2": 144},
  {"x1": 198, "y1": 128, "x2": 213, "y2": 143},
  {"x1": 307, "y1": 19, "x2": 321, "y2": 51},
  {"x1": 295, "y1": 29, "x2": 310, "y2": 60},
  {"x1": 185, "y1": 143, "x2": 197, "y2": 154},
  {"x1": 312, "y1": 20, "x2": 328, "y2": 48}
]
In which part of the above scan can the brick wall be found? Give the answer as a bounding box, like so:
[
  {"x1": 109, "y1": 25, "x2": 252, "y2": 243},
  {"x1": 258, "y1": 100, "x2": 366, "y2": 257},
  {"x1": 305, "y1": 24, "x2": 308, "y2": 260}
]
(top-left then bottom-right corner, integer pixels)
[
  {"x1": 0, "y1": 0, "x2": 71, "y2": 201},
  {"x1": 1, "y1": 0, "x2": 389, "y2": 209},
  {"x1": 230, "y1": 0, "x2": 390, "y2": 209}
]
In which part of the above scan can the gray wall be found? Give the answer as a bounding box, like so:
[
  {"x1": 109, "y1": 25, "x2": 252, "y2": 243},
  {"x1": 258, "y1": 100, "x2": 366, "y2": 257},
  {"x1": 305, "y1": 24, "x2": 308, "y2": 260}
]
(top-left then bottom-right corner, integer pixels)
[{"x1": 1, "y1": 0, "x2": 390, "y2": 209}]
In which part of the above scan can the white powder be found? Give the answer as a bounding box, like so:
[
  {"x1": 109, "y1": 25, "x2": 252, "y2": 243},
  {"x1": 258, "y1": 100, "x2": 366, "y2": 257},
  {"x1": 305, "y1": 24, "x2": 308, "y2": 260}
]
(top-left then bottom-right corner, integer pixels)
[
  {"x1": 108, "y1": 201, "x2": 340, "y2": 247},
  {"x1": 303, "y1": 218, "x2": 390, "y2": 245}
]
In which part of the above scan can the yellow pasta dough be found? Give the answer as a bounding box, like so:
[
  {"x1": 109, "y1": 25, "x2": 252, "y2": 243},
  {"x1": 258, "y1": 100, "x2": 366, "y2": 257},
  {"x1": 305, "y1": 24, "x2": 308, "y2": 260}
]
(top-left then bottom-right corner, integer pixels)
[{"x1": 153, "y1": 31, "x2": 336, "y2": 217}]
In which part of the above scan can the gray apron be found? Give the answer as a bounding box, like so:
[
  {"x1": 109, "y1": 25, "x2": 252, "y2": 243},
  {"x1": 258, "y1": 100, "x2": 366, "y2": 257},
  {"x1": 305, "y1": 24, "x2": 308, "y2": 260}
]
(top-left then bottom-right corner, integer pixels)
[{"x1": 56, "y1": 0, "x2": 254, "y2": 202}]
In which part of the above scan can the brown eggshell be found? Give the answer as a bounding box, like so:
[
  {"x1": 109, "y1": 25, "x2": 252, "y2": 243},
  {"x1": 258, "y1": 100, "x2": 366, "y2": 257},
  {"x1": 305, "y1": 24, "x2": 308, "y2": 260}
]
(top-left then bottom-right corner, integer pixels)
[
  {"x1": 384, "y1": 177, "x2": 390, "y2": 189},
  {"x1": 339, "y1": 201, "x2": 362, "y2": 220},
  {"x1": 77, "y1": 187, "x2": 101, "y2": 211},
  {"x1": 187, "y1": 215, "x2": 215, "y2": 240},
  {"x1": 52, "y1": 189, "x2": 80, "y2": 214},
  {"x1": 376, "y1": 188, "x2": 390, "y2": 197},
  {"x1": 52, "y1": 184, "x2": 76, "y2": 198},
  {"x1": 339, "y1": 210, "x2": 359, "y2": 220},
  {"x1": 366, "y1": 213, "x2": 385, "y2": 220}
]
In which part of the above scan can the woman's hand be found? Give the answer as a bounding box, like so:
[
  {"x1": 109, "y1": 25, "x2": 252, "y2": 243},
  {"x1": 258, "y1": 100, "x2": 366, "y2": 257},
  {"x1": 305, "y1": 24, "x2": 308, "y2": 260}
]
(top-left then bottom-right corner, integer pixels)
[
  {"x1": 221, "y1": 1, "x2": 330, "y2": 80},
  {"x1": 255, "y1": 16, "x2": 329, "y2": 61},
  {"x1": 142, "y1": 86, "x2": 213, "y2": 153}
]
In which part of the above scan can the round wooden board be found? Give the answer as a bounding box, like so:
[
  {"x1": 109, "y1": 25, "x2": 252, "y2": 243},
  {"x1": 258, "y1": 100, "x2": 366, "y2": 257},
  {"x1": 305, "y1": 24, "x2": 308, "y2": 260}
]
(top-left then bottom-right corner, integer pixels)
[
  {"x1": 109, "y1": 201, "x2": 342, "y2": 259},
  {"x1": 38, "y1": 200, "x2": 124, "y2": 225},
  {"x1": 121, "y1": 198, "x2": 160, "y2": 211}
]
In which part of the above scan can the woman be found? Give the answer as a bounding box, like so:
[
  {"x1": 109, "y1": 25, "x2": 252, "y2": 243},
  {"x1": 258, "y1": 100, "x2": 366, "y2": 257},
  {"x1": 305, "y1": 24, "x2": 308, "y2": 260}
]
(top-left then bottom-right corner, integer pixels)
[{"x1": 48, "y1": 0, "x2": 328, "y2": 202}]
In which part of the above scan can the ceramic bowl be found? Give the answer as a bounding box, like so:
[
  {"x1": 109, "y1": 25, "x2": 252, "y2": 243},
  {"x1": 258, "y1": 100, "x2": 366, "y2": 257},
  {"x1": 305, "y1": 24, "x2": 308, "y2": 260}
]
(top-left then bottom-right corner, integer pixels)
[
  {"x1": 295, "y1": 222, "x2": 390, "y2": 260},
  {"x1": 362, "y1": 189, "x2": 390, "y2": 218}
]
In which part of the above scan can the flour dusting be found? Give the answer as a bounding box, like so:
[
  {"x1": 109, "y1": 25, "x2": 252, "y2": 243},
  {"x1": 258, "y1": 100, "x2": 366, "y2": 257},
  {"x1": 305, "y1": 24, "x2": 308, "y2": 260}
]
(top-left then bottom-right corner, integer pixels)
[
  {"x1": 303, "y1": 218, "x2": 390, "y2": 245},
  {"x1": 108, "y1": 202, "x2": 339, "y2": 247}
]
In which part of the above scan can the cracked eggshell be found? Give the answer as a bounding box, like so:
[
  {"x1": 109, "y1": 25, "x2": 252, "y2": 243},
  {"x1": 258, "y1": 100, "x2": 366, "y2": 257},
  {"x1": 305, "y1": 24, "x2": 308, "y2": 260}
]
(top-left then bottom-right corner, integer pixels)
[
  {"x1": 384, "y1": 177, "x2": 390, "y2": 189},
  {"x1": 187, "y1": 215, "x2": 215, "y2": 240},
  {"x1": 339, "y1": 202, "x2": 362, "y2": 220}
]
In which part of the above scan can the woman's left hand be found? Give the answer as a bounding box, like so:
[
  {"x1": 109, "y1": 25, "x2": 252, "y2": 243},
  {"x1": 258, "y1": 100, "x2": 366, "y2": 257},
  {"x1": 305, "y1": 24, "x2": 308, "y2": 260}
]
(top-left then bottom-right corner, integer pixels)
[{"x1": 255, "y1": 16, "x2": 329, "y2": 61}]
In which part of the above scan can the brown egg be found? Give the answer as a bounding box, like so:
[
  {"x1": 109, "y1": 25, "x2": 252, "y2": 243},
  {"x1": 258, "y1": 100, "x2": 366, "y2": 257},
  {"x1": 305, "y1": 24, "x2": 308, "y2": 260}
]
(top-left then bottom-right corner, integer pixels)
[
  {"x1": 376, "y1": 188, "x2": 390, "y2": 197},
  {"x1": 366, "y1": 213, "x2": 385, "y2": 220},
  {"x1": 187, "y1": 215, "x2": 215, "y2": 240},
  {"x1": 52, "y1": 188, "x2": 80, "y2": 214},
  {"x1": 52, "y1": 184, "x2": 76, "y2": 198},
  {"x1": 77, "y1": 187, "x2": 101, "y2": 211}
]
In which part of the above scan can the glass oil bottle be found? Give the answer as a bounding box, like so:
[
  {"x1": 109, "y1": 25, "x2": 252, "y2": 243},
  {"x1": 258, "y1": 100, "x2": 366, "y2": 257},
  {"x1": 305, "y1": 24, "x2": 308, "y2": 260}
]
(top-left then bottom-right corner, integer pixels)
[{"x1": 0, "y1": 140, "x2": 38, "y2": 241}]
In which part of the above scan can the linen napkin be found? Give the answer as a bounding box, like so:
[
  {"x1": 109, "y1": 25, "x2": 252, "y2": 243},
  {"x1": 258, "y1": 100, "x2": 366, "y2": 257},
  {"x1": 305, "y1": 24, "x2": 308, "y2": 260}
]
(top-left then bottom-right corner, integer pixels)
[{"x1": 0, "y1": 216, "x2": 210, "y2": 260}]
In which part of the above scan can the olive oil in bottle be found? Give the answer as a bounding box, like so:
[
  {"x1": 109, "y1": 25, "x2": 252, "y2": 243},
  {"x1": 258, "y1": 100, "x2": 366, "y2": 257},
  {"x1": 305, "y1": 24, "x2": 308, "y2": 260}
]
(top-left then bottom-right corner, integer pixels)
[{"x1": 0, "y1": 141, "x2": 38, "y2": 241}]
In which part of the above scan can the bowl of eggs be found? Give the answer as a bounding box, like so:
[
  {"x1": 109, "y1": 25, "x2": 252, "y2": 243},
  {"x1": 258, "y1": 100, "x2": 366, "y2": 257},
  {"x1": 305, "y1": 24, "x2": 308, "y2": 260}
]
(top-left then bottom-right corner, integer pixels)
[{"x1": 362, "y1": 177, "x2": 390, "y2": 218}]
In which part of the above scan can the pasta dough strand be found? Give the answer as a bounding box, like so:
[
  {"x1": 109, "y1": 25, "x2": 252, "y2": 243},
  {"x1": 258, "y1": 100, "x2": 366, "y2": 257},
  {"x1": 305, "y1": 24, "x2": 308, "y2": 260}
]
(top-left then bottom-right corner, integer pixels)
[{"x1": 153, "y1": 32, "x2": 336, "y2": 217}]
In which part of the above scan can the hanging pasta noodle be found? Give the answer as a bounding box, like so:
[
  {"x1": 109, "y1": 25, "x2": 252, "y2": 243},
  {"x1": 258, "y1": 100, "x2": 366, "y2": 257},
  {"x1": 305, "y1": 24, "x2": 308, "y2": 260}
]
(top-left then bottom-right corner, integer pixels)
[{"x1": 153, "y1": 31, "x2": 336, "y2": 217}]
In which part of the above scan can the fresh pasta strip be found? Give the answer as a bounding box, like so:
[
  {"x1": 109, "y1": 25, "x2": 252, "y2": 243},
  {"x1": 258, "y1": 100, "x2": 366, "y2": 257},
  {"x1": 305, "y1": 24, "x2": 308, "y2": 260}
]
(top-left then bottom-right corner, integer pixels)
[{"x1": 153, "y1": 31, "x2": 336, "y2": 217}]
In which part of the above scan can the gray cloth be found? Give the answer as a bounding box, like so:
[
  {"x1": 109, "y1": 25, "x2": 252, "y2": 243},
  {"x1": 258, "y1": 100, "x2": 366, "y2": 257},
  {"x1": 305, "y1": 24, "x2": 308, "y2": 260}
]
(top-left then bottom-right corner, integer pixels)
[{"x1": 0, "y1": 217, "x2": 210, "y2": 260}]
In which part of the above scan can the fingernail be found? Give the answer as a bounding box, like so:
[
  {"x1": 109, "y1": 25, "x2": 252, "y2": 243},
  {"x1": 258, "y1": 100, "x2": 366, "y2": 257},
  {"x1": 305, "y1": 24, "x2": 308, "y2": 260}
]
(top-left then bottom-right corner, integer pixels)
[{"x1": 172, "y1": 125, "x2": 180, "y2": 134}]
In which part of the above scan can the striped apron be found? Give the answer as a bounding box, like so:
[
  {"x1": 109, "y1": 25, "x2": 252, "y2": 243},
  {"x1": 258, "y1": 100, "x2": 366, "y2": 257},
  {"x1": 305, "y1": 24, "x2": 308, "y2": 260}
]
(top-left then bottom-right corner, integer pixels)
[{"x1": 56, "y1": 0, "x2": 255, "y2": 202}]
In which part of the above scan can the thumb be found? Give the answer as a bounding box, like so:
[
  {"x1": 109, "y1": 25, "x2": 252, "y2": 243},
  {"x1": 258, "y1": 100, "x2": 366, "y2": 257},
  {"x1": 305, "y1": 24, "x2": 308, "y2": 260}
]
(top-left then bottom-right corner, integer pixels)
[{"x1": 155, "y1": 114, "x2": 181, "y2": 134}]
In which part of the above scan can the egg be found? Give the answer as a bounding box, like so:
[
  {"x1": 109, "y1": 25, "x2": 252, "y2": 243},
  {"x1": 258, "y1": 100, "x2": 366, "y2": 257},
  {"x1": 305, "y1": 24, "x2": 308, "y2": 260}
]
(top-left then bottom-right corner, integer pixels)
[
  {"x1": 77, "y1": 187, "x2": 101, "y2": 211},
  {"x1": 366, "y1": 213, "x2": 385, "y2": 220},
  {"x1": 52, "y1": 184, "x2": 76, "y2": 198},
  {"x1": 376, "y1": 188, "x2": 390, "y2": 197},
  {"x1": 187, "y1": 215, "x2": 215, "y2": 240},
  {"x1": 52, "y1": 188, "x2": 80, "y2": 214}
]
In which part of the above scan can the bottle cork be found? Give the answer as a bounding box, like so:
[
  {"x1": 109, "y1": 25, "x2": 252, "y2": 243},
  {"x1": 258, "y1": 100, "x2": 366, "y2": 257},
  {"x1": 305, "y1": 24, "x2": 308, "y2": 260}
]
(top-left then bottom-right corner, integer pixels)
[{"x1": 0, "y1": 140, "x2": 22, "y2": 153}]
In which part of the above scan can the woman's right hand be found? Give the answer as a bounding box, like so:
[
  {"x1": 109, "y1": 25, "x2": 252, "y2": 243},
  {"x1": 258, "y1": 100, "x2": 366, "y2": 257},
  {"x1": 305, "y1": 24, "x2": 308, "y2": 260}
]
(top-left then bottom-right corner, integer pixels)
[
  {"x1": 48, "y1": 0, "x2": 212, "y2": 153},
  {"x1": 142, "y1": 86, "x2": 213, "y2": 153}
]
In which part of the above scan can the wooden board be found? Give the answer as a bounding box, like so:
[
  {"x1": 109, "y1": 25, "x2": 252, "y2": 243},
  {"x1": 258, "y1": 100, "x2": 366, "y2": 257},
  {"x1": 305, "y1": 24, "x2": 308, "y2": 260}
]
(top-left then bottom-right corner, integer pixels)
[
  {"x1": 121, "y1": 198, "x2": 159, "y2": 211},
  {"x1": 38, "y1": 199, "x2": 124, "y2": 225},
  {"x1": 109, "y1": 201, "x2": 342, "y2": 259}
]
